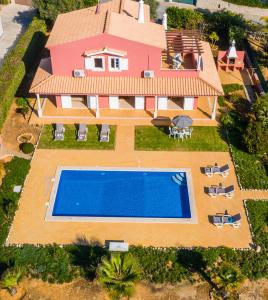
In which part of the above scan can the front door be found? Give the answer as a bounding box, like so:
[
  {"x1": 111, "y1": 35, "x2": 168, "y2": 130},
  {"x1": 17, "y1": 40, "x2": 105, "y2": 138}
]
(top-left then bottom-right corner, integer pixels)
[
  {"x1": 183, "y1": 97, "x2": 195, "y2": 110},
  {"x1": 87, "y1": 95, "x2": 97, "y2": 109},
  {"x1": 61, "y1": 95, "x2": 72, "y2": 108},
  {"x1": 158, "y1": 97, "x2": 168, "y2": 110},
  {"x1": 109, "y1": 96, "x2": 119, "y2": 109},
  {"x1": 135, "y1": 96, "x2": 145, "y2": 110}
]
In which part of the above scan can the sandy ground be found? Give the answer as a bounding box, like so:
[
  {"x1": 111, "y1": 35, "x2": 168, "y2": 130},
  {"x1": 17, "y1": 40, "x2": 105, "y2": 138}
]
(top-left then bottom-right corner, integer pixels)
[
  {"x1": 1, "y1": 102, "x2": 41, "y2": 152},
  {"x1": 0, "y1": 278, "x2": 267, "y2": 300}
]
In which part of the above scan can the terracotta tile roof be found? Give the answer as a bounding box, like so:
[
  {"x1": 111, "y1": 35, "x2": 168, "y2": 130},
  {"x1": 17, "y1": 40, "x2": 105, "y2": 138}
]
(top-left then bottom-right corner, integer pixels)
[
  {"x1": 46, "y1": 0, "x2": 154, "y2": 48},
  {"x1": 30, "y1": 58, "x2": 52, "y2": 88},
  {"x1": 30, "y1": 73, "x2": 223, "y2": 96},
  {"x1": 199, "y1": 41, "x2": 223, "y2": 95},
  {"x1": 106, "y1": 12, "x2": 166, "y2": 49}
]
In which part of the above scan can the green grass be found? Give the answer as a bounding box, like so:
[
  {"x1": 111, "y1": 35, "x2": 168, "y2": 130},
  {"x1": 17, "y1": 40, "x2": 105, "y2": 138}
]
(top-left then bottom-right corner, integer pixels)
[
  {"x1": 246, "y1": 200, "x2": 268, "y2": 250},
  {"x1": 38, "y1": 125, "x2": 116, "y2": 150},
  {"x1": 231, "y1": 145, "x2": 268, "y2": 189},
  {"x1": 135, "y1": 126, "x2": 228, "y2": 151}
]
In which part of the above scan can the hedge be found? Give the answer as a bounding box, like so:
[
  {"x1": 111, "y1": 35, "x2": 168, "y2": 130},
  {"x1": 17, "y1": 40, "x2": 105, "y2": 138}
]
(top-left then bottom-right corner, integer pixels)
[
  {"x1": 0, "y1": 17, "x2": 47, "y2": 130},
  {"x1": 224, "y1": 0, "x2": 268, "y2": 8},
  {"x1": 0, "y1": 158, "x2": 31, "y2": 245}
]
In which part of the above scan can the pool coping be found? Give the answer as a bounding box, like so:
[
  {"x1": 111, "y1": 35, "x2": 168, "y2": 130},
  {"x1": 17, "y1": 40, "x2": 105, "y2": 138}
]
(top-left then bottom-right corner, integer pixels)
[{"x1": 45, "y1": 166, "x2": 198, "y2": 224}]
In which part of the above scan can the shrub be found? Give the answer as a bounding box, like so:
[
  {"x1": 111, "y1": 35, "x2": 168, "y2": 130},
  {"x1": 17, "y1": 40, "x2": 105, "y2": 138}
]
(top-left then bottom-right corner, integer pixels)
[
  {"x1": 0, "y1": 267, "x2": 23, "y2": 295},
  {"x1": 20, "y1": 143, "x2": 34, "y2": 154},
  {"x1": 166, "y1": 7, "x2": 203, "y2": 30},
  {"x1": 129, "y1": 246, "x2": 190, "y2": 283},
  {"x1": 14, "y1": 245, "x2": 80, "y2": 283},
  {"x1": 222, "y1": 84, "x2": 243, "y2": 95},
  {"x1": 0, "y1": 158, "x2": 30, "y2": 244},
  {"x1": 0, "y1": 17, "x2": 47, "y2": 131},
  {"x1": 33, "y1": 0, "x2": 98, "y2": 24}
]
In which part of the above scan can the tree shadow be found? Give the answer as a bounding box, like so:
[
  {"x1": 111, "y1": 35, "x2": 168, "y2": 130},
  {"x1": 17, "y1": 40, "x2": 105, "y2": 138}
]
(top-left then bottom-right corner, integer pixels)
[
  {"x1": 176, "y1": 249, "x2": 217, "y2": 289},
  {"x1": 68, "y1": 236, "x2": 108, "y2": 280}
]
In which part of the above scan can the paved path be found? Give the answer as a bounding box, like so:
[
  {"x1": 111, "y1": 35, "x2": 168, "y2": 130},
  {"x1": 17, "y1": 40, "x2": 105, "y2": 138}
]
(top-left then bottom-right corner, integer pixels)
[
  {"x1": 0, "y1": 147, "x2": 31, "y2": 160},
  {"x1": 0, "y1": 3, "x2": 35, "y2": 66},
  {"x1": 115, "y1": 125, "x2": 135, "y2": 153}
]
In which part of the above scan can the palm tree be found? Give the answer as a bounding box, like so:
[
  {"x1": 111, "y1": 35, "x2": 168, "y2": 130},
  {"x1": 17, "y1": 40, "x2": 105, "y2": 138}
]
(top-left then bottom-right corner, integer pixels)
[
  {"x1": 97, "y1": 253, "x2": 140, "y2": 300},
  {"x1": 261, "y1": 17, "x2": 268, "y2": 49},
  {"x1": 213, "y1": 263, "x2": 244, "y2": 292}
]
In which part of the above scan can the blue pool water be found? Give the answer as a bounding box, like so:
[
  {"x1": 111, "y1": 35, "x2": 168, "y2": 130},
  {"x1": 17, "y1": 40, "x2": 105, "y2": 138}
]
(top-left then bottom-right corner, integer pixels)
[{"x1": 52, "y1": 170, "x2": 191, "y2": 218}]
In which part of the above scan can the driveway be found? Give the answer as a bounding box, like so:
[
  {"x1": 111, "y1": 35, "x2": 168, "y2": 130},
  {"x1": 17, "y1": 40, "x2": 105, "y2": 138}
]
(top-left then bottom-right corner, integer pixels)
[{"x1": 0, "y1": 3, "x2": 35, "y2": 66}]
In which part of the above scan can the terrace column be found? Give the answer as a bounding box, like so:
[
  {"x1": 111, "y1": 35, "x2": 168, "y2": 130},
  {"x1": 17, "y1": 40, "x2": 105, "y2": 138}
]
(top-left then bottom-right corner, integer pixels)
[
  {"x1": 197, "y1": 55, "x2": 202, "y2": 71},
  {"x1": 36, "y1": 94, "x2": 42, "y2": 117},
  {"x1": 96, "y1": 95, "x2": 100, "y2": 118},
  {"x1": 153, "y1": 96, "x2": 158, "y2": 118},
  {"x1": 211, "y1": 96, "x2": 217, "y2": 120}
]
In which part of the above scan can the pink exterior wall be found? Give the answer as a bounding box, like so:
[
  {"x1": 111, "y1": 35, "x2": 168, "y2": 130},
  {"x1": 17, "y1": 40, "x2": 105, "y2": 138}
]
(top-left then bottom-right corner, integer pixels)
[
  {"x1": 193, "y1": 97, "x2": 198, "y2": 110},
  {"x1": 99, "y1": 95, "x2": 109, "y2": 108},
  {"x1": 145, "y1": 96, "x2": 154, "y2": 110},
  {"x1": 55, "y1": 95, "x2": 62, "y2": 108},
  {"x1": 49, "y1": 33, "x2": 198, "y2": 78}
]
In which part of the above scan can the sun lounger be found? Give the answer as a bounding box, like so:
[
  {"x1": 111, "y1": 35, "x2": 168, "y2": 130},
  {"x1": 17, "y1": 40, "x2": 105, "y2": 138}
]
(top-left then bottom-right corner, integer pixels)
[
  {"x1": 205, "y1": 164, "x2": 230, "y2": 177},
  {"x1": 212, "y1": 213, "x2": 241, "y2": 228},
  {"x1": 208, "y1": 185, "x2": 234, "y2": 198},
  {"x1": 77, "y1": 124, "x2": 88, "y2": 141},
  {"x1": 54, "y1": 124, "x2": 65, "y2": 141},
  {"x1": 100, "y1": 124, "x2": 110, "y2": 142}
]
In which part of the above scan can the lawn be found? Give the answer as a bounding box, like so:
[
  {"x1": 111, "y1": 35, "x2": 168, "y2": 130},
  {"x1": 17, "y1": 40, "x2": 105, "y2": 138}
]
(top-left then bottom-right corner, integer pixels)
[
  {"x1": 231, "y1": 145, "x2": 268, "y2": 189},
  {"x1": 246, "y1": 200, "x2": 268, "y2": 250},
  {"x1": 135, "y1": 126, "x2": 228, "y2": 151},
  {"x1": 38, "y1": 125, "x2": 116, "y2": 150}
]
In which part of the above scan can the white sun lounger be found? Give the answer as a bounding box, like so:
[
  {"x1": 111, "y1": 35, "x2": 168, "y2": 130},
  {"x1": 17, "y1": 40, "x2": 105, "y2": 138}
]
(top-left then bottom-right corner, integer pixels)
[
  {"x1": 100, "y1": 124, "x2": 110, "y2": 142},
  {"x1": 212, "y1": 213, "x2": 241, "y2": 228},
  {"x1": 54, "y1": 124, "x2": 65, "y2": 141},
  {"x1": 208, "y1": 185, "x2": 234, "y2": 198},
  {"x1": 77, "y1": 124, "x2": 88, "y2": 141},
  {"x1": 205, "y1": 164, "x2": 230, "y2": 177}
]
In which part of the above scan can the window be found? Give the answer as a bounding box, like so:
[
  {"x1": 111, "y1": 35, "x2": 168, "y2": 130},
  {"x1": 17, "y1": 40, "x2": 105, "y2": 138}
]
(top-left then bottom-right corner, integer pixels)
[
  {"x1": 85, "y1": 56, "x2": 105, "y2": 71},
  {"x1": 94, "y1": 58, "x2": 103, "y2": 69},
  {"x1": 109, "y1": 57, "x2": 120, "y2": 71}
]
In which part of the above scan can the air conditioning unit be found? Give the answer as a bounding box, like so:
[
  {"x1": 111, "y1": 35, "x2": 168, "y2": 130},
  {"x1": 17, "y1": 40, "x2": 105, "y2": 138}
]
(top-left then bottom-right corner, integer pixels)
[
  {"x1": 73, "y1": 69, "x2": 85, "y2": 78},
  {"x1": 143, "y1": 70, "x2": 154, "y2": 78}
]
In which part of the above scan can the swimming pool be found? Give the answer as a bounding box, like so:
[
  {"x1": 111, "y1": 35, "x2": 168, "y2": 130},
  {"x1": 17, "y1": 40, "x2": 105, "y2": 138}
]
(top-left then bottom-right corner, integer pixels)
[{"x1": 46, "y1": 167, "x2": 197, "y2": 223}]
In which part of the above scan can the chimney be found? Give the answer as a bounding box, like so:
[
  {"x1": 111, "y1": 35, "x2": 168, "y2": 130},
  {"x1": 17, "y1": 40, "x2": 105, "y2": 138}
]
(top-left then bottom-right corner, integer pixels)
[
  {"x1": 227, "y1": 40, "x2": 238, "y2": 59},
  {"x1": 162, "y1": 12, "x2": 167, "y2": 30},
  {"x1": 138, "y1": 0, "x2": 145, "y2": 23}
]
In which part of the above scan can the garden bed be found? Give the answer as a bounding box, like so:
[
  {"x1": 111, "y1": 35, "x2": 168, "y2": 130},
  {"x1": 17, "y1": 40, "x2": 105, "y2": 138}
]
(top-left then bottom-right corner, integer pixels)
[
  {"x1": 38, "y1": 125, "x2": 116, "y2": 150},
  {"x1": 135, "y1": 126, "x2": 228, "y2": 151}
]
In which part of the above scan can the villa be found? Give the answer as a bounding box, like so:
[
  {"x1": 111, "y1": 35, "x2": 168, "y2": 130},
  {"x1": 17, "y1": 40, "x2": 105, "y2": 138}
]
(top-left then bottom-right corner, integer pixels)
[
  {"x1": 30, "y1": 0, "x2": 223, "y2": 123},
  {"x1": 5, "y1": 0, "x2": 255, "y2": 249}
]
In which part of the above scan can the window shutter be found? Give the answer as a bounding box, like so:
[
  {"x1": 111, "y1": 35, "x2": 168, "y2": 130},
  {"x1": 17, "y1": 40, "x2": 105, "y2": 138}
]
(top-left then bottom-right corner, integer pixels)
[
  {"x1": 120, "y1": 58, "x2": 128, "y2": 70},
  {"x1": 85, "y1": 57, "x2": 93, "y2": 70}
]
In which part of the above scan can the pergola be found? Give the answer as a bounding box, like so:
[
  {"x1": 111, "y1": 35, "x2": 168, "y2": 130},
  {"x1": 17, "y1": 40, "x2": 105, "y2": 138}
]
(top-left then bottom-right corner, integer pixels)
[{"x1": 163, "y1": 29, "x2": 204, "y2": 70}]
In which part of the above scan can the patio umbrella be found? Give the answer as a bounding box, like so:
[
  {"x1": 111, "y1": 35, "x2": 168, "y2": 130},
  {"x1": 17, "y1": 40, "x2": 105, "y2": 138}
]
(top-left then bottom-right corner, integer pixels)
[{"x1": 172, "y1": 115, "x2": 193, "y2": 128}]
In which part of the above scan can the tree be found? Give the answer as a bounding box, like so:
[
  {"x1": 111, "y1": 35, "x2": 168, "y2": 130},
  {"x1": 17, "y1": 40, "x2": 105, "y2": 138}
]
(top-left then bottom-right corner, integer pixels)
[
  {"x1": 33, "y1": 0, "x2": 98, "y2": 24},
  {"x1": 243, "y1": 94, "x2": 268, "y2": 154},
  {"x1": 203, "y1": 11, "x2": 247, "y2": 45},
  {"x1": 261, "y1": 17, "x2": 268, "y2": 49},
  {"x1": 228, "y1": 25, "x2": 246, "y2": 48},
  {"x1": 144, "y1": 0, "x2": 158, "y2": 19},
  {"x1": 97, "y1": 253, "x2": 140, "y2": 300},
  {"x1": 0, "y1": 268, "x2": 23, "y2": 296},
  {"x1": 166, "y1": 7, "x2": 203, "y2": 30},
  {"x1": 16, "y1": 97, "x2": 29, "y2": 119},
  {"x1": 209, "y1": 31, "x2": 219, "y2": 49}
]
